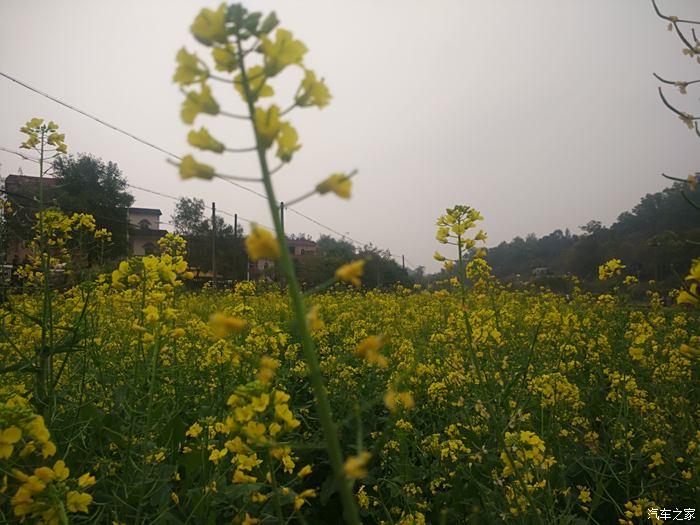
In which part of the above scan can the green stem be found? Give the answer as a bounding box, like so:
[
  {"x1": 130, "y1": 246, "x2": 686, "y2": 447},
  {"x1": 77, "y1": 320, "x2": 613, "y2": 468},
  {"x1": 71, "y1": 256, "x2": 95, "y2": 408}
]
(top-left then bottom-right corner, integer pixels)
[
  {"x1": 266, "y1": 450, "x2": 286, "y2": 523},
  {"x1": 235, "y1": 33, "x2": 360, "y2": 525},
  {"x1": 37, "y1": 128, "x2": 52, "y2": 412},
  {"x1": 455, "y1": 229, "x2": 486, "y2": 387}
]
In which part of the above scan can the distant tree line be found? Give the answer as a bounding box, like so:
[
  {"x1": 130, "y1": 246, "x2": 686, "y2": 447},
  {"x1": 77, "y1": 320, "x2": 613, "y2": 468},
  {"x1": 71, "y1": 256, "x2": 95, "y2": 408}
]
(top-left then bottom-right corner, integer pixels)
[
  {"x1": 10, "y1": 156, "x2": 696, "y2": 294},
  {"x1": 483, "y1": 182, "x2": 700, "y2": 291},
  {"x1": 293, "y1": 235, "x2": 412, "y2": 289}
]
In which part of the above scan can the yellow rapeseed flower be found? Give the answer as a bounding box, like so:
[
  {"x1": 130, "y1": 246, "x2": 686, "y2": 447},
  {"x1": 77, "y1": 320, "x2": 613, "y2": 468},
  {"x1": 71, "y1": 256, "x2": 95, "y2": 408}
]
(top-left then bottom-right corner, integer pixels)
[
  {"x1": 677, "y1": 284, "x2": 698, "y2": 305},
  {"x1": 78, "y1": 472, "x2": 96, "y2": 488},
  {"x1": 306, "y1": 305, "x2": 325, "y2": 332},
  {"x1": 209, "y1": 313, "x2": 247, "y2": 339},
  {"x1": 187, "y1": 127, "x2": 225, "y2": 153},
  {"x1": 179, "y1": 155, "x2": 215, "y2": 180},
  {"x1": 598, "y1": 259, "x2": 625, "y2": 281},
  {"x1": 297, "y1": 69, "x2": 331, "y2": 108},
  {"x1": 173, "y1": 48, "x2": 208, "y2": 86},
  {"x1": 212, "y1": 45, "x2": 238, "y2": 72},
  {"x1": 354, "y1": 335, "x2": 387, "y2": 368},
  {"x1": 190, "y1": 4, "x2": 228, "y2": 46},
  {"x1": 679, "y1": 344, "x2": 700, "y2": 359},
  {"x1": 66, "y1": 491, "x2": 92, "y2": 513},
  {"x1": 384, "y1": 389, "x2": 415, "y2": 412},
  {"x1": 52, "y1": 460, "x2": 70, "y2": 481},
  {"x1": 344, "y1": 451, "x2": 371, "y2": 480},
  {"x1": 685, "y1": 259, "x2": 700, "y2": 281},
  {"x1": 261, "y1": 29, "x2": 308, "y2": 76},
  {"x1": 233, "y1": 470, "x2": 258, "y2": 485},
  {"x1": 297, "y1": 464, "x2": 313, "y2": 478},
  {"x1": 276, "y1": 122, "x2": 301, "y2": 162},
  {"x1": 245, "y1": 225, "x2": 280, "y2": 261},
  {"x1": 242, "y1": 513, "x2": 260, "y2": 525},
  {"x1": 0, "y1": 426, "x2": 21, "y2": 459},
  {"x1": 336, "y1": 260, "x2": 365, "y2": 287},
  {"x1": 254, "y1": 105, "x2": 282, "y2": 149},
  {"x1": 181, "y1": 83, "x2": 219, "y2": 124},
  {"x1": 186, "y1": 422, "x2": 203, "y2": 438},
  {"x1": 235, "y1": 66, "x2": 274, "y2": 101},
  {"x1": 316, "y1": 173, "x2": 352, "y2": 199}
]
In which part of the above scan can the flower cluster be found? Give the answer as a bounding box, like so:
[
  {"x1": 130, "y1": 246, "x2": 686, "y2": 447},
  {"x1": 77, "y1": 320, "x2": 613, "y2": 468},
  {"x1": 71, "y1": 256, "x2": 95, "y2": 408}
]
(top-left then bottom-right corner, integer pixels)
[
  {"x1": 14, "y1": 209, "x2": 105, "y2": 285},
  {"x1": 19, "y1": 118, "x2": 67, "y2": 154},
  {"x1": 178, "y1": 379, "x2": 317, "y2": 521},
  {"x1": 1, "y1": 396, "x2": 95, "y2": 523},
  {"x1": 434, "y1": 205, "x2": 486, "y2": 271},
  {"x1": 499, "y1": 430, "x2": 556, "y2": 515},
  {"x1": 598, "y1": 258, "x2": 626, "y2": 281}
]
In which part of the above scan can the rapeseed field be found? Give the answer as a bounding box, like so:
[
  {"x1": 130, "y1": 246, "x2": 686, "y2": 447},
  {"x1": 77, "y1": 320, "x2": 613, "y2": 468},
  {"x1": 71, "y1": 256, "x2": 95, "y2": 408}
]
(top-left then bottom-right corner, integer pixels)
[
  {"x1": 1, "y1": 235, "x2": 698, "y2": 523},
  {"x1": 1, "y1": 4, "x2": 698, "y2": 523}
]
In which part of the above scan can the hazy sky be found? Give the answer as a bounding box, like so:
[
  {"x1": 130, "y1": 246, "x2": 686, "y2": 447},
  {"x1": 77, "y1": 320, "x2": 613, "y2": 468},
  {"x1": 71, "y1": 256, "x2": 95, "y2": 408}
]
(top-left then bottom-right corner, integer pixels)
[{"x1": 1, "y1": 1, "x2": 698, "y2": 272}]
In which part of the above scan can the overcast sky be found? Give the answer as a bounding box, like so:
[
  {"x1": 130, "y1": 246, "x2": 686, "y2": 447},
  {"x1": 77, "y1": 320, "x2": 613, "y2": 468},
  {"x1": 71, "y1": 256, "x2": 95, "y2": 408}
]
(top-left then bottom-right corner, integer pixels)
[{"x1": 1, "y1": 1, "x2": 698, "y2": 272}]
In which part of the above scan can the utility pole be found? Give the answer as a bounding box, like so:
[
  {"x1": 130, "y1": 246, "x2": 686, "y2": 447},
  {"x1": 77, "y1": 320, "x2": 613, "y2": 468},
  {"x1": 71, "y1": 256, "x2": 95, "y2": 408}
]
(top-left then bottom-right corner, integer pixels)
[
  {"x1": 402, "y1": 255, "x2": 405, "y2": 270},
  {"x1": 125, "y1": 208, "x2": 130, "y2": 256},
  {"x1": 233, "y1": 213, "x2": 238, "y2": 281},
  {"x1": 279, "y1": 202, "x2": 285, "y2": 289},
  {"x1": 211, "y1": 202, "x2": 217, "y2": 289}
]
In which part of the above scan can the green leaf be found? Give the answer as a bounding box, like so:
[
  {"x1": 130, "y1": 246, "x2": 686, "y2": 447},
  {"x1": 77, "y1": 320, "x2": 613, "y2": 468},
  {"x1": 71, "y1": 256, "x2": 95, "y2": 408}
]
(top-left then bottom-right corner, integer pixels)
[
  {"x1": 228, "y1": 4, "x2": 247, "y2": 26},
  {"x1": 259, "y1": 12, "x2": 279, "y2": 35},
  {"x1": 319, "y1": 473, "x2": 338, "y2": 505},
  {"x1": 243, "y1": 12, "x2": 262, "y2": 34}
]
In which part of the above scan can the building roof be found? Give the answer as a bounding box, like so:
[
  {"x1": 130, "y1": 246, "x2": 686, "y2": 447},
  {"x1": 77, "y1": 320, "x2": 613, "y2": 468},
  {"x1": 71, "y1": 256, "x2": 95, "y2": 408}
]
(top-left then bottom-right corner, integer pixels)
[
  {"x1": 128, "y1": 207, "x2": 162, "y2": 215},
  {"x1": 288, "y1": 238, "x2": 317, "y2": 246},
  {"x1": 5, "y1": 174, "x2": 59, "y2": 192}
]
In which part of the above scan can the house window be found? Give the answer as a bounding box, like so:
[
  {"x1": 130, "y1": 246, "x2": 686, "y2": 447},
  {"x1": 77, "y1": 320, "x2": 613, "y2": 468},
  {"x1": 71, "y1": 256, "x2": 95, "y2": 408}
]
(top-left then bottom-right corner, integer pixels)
[
  {"x1": 143, "y1": 243, "x2": 157, "y2": 255},
  {"x1": 139, "y1": 219, "x2": 151, "y2": 230}
]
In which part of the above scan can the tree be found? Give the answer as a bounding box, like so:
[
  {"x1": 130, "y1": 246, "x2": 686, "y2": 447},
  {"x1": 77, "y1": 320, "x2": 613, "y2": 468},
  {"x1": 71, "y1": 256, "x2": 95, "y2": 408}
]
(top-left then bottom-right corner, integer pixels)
[
  {"x1": 172, "y1": 197, "x2": 245, "y2": 280},
  {"x1": 52, "y1": 154, "x2": 134, "y2": 258},
  {"x1": 579, "y1": 220, "x2": 602, "y2": 235},
  {"x1": 172, "y1": 197, "x2": 208, "y2": 236},
  {"x1": 295, "y1": 235, "x2": 355, "y2": 287},
  {"x1": 357, "y1": 245, "x2": 411, "y2": 288}
]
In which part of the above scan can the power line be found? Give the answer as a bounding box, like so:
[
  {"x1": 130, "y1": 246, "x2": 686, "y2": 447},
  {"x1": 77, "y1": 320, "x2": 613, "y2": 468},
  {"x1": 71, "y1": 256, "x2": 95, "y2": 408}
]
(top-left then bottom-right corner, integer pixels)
[
  {"x1": 126, "y1": 183, "x2": 270, "y2": 230},
  {"x1": 284, "y1": 206, "x2": 362, "y2": 247},
  {"x1": 0, "y1": 167, "x2": 273, "y2": 233},
  {"x1": 0, "y1": 70, "x2": 413, "y2": 269},
  {"x1": 0, "y1": 71, "x2": 182, "y2": 161},
  {"x1": 0, "y1": 146, "x2": 40, "y2": 163}
]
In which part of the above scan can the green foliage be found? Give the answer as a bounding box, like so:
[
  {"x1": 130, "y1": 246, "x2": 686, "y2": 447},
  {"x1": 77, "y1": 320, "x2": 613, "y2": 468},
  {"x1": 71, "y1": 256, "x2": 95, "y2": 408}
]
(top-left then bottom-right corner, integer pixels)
[
  {"x1": 293, "y1": 235, "x2": 411, "y2": 290},
  {"x1": 172, "y1": 197, "x2": 246, "y2": 281},
  {"x1": 172, "y1": 197, "x2": 208, "y2": 236},
  {"x1": 486, "y1": 183, "x2": 700, "y2": 290},
  {"x1": 52, "y1": 154, "x2": 134, "y2": 259}
]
